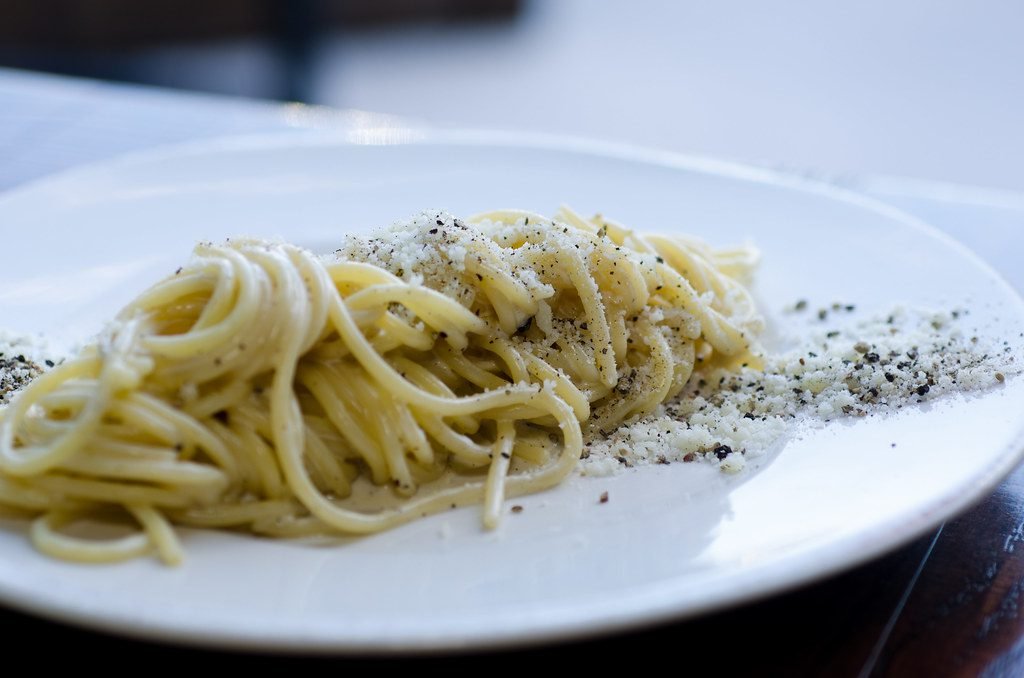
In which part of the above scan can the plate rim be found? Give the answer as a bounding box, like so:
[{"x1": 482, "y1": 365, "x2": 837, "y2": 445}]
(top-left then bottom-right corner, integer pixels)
[{"x1": 1, "y1": 129, "x2": 1023, "y2": 653}]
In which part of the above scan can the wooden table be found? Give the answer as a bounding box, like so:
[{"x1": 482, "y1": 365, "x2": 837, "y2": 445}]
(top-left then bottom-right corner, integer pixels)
[{"x1": 2, "y1": 68, "x2": 1023, "y2": 676}]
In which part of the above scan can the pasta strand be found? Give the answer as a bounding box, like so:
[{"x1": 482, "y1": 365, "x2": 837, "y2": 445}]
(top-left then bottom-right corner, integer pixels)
[{"x1": 0, "y1": 209, "x2": 761, "y2": 564}]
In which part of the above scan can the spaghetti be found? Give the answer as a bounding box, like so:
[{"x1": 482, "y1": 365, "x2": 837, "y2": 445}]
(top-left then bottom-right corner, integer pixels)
[{"x1": 0, "y1": 208, "x2": 762, "y2": 564}]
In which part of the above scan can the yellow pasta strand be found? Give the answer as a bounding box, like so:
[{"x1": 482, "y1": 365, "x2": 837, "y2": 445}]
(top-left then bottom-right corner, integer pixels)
[{"x1": 0, "y1": 209, "x2": 761, "y2": 564}]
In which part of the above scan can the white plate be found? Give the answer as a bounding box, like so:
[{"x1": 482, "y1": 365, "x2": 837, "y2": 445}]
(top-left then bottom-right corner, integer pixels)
[{"x1": 0, "y1": 131, "x2": 1022, "y2": 652}]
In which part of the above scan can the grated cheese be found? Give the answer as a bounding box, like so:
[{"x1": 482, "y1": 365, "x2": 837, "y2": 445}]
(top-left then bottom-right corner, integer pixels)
[
  {"x1": 0, "y1": 332, "x2": 60, "y2": 405},
  {"x1": 581, "y1": 306, "x2": 1020, "y2": 475}
]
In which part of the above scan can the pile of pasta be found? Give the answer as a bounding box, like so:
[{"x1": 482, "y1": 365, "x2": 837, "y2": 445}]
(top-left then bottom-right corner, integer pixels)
[{"x1": 0, "y1": 208, "x2": 761, "y2": 564}]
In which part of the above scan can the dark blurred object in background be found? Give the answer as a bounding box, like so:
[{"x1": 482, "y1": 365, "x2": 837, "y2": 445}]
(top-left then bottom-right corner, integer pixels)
[{"x1": 0, "y1": 0, "x2": 520, "y2": 101}]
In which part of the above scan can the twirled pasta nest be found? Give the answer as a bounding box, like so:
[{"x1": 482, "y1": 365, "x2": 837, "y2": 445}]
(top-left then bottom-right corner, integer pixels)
[{"x1": 0, "y1": 208, "x2": 762, "y2": 564}]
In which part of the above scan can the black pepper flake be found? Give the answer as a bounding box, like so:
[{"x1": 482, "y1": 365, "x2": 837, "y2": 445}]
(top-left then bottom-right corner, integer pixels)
[
  {"x1": 428, "y1": 228, "x2": 438, "y2": 234},
  {"x1": 713, "y1": 444, "x2": 732, "y2": 460},
  {"x1": 916, "y1": 384, "x2": 930, "y2": 396},
  {"x1": 511, "y1": 505, "x2": 524, "y2": 513},
  {"x1": 599, "y1": 491, "x2": 609, "y2": 504}
]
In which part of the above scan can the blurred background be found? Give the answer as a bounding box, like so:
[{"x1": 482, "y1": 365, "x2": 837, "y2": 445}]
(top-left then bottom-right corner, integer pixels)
[{"x1": 1, "y1": 0, "x2": 1021, "y2": 191}]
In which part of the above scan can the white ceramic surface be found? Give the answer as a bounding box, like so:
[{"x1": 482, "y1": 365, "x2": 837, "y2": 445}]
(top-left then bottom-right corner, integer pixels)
[{"x1": 1, "y1": 132, "x2": 1022, "y2": 652}]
